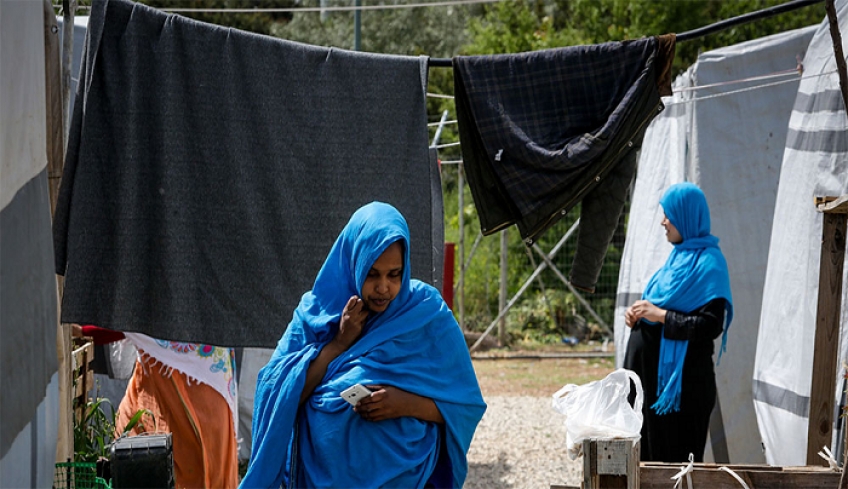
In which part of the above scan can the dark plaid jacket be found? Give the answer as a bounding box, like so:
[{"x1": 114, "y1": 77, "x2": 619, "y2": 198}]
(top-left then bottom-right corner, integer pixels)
[{"x1": 453, "y1": 35, "x2": 675, "y2": 291}]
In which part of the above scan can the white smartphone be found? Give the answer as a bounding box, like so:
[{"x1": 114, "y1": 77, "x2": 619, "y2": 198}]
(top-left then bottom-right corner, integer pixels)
[{"x1": 340, "y1": 383, "x2": 373, "y2": 406}]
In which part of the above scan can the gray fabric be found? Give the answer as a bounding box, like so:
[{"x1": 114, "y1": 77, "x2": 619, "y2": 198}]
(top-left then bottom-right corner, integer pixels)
[
  {"x1": 569, "y1": 144, "x2": 639, "y2": 291},
  {"x1": 0, "y1": 372, "x2": 59, "y2": 489},
  {"x1": 752, "y1": 379, "x2": 809, "y2": 418},
  {"x1": 786, "y1": 127, "x2": 848, "y2": 152},
  {"x1": 0, "y1": 169, "x2": 58, "y2": 459},
  {"x1": 53, "y1": 0, "x2": 437, "y2": 347}
]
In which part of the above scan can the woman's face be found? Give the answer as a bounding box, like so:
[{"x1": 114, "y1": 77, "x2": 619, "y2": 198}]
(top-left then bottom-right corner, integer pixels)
[
  {"x1": 361, "y1": 241, "x2": 403, "y2": 313},
  {"x1": 662, "y1": 213, "x2": 683, "y2": 244}
]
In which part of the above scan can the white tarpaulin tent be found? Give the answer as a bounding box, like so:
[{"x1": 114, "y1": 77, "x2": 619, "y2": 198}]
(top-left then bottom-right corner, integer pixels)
[
  {"x1": 0, "y1": 0, "x2": 60, "y2": 486},
  {"x1": 753, "y1": 0, "x2": 848, "y2": 466},
  {"x1": 614, "y1": 24, "x2": 817, "y2": 464}
]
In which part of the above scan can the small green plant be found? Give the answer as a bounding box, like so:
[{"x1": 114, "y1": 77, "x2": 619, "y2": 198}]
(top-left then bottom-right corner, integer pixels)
[{"x1": 73, "y1": 393, "x2": 151, "y2": 463}]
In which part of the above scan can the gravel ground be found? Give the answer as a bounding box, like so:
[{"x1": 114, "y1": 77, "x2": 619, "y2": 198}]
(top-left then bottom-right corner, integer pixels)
[{"x1": 465, "y1": 396, "x2": 582, "y2": 489}]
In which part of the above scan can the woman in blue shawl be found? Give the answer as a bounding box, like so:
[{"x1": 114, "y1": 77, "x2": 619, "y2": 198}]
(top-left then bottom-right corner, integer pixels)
[
  {"x1": 240, "y1": 202, "x2": 486, "y2": 489},
  {"x1": 623, "y1": 183, "x2": 733, "y2": 463}
]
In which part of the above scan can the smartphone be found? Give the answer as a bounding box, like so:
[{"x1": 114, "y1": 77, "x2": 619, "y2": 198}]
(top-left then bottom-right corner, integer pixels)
[{"x1": 340, "y1": 383, "x2": 373, "y2": 406}]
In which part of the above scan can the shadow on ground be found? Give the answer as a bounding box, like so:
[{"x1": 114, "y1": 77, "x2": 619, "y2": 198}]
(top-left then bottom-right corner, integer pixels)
[{"x1": 465, "y1": 452, "x2": 512, "y2": 488}]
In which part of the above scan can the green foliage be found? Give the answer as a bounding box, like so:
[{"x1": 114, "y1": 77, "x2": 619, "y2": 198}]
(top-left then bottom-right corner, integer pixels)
[
  {"x1": 273, "y1": 2, "x2": 474, "y2": 56},
  {"x1": 73, "y1": 392, "x2": 150, "y2": 463},
  {"x1": 464, "y1": 0, "x2": 582, "y2": 55},
  {"x1": 138, "y1": 0, "x2": 294, "y2": 36},
  {"x1": 466, "y1": 0, "x2": 824, "y2": 75}
]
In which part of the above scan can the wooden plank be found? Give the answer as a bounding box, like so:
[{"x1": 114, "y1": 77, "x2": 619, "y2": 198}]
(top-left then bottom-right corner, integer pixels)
[
  {"x1": 640, "y1": 464, "x2": 839, "y2": 489},
  {"x1": 583, "y1": 438, "x2": 639, "y2": 489},
  {"x1": 71, "y1": 341, "x2": 93, "y2": 370},
  {"x1": 807, "y1": 212, "x2": 847, "y2": 465},
  {"x1": 817, "y1": 195, "x2": 848, "y2": 214}
]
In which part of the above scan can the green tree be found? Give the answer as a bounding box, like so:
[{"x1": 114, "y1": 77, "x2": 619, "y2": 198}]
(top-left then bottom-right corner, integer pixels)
[
  {"x1": 465, "y1": 0, "x2": 824, "y2": 74},
  {"x1": 138, "y1": 0, "x2": 294, "y2": 36},
  {"x1": 274, "y1": 2, "x2": 475, "y2": 56}
]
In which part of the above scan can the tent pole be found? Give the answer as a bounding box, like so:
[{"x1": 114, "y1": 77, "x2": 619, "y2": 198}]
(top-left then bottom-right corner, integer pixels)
[
  {"x1": 825, "y1": 0, "x2": 848, "y2": 114},
  {"x1": 808, "y1": 197, "x2": 848, "y2": 466},
  {"x1": 458, "y1": 162, "x2": 465, "y2": 331},
  {"x1": 55, "y1": 0, "x2": 76, "y2": 465}
]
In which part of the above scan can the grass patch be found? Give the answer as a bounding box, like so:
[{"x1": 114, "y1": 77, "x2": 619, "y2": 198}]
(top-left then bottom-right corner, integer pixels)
[{"x1": 472, "y1": 357, "x2": 614, "y2": 398}]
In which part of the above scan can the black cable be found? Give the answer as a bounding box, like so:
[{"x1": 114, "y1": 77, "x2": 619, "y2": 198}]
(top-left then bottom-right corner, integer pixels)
[{"x1": 429, "y1": 0, "x2": 825, "y2": 68}]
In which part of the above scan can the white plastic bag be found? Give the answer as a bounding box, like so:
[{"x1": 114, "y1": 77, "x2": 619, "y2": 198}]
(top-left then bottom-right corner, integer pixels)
[{"x1": 551, "y1": 368, "x2": 643, "y2": 460}]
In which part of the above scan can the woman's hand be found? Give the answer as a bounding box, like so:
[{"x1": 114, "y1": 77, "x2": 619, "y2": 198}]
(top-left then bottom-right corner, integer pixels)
[
  {"x1": 625, "y1": 300, "x2": 667, "y2": 327},
  {"x1": 333, "y1": 296, "x2": 369, "y2": 350},
  {"x1": 300, "y1": 296, "x2": 368, "y2": 406},
  {"x1": 354, "y1": 385, "x2": 444, "y2": 424}
]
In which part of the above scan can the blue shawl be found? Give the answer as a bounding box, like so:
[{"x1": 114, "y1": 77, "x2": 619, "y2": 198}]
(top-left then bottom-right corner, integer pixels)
[
  {"x1": 240, "y1": 202, "x2": 486, "y2": 489},
  {"x1": 642, "y1": 183, "x2": 733, "y2": 415}
]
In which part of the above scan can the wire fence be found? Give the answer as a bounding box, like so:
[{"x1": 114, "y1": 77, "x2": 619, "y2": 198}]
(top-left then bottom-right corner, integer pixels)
[{"x1": 443, "y1": 164, "x2": 630, "y2": 346}]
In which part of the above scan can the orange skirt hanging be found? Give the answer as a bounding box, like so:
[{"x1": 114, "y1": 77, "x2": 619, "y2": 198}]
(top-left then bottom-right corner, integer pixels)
[{"x1": 115, "y1": 360, "x2": 239, "y2": 489}]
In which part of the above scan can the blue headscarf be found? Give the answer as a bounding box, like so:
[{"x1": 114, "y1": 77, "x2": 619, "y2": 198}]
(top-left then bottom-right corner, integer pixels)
[
  {"x1": 642, "y1": 183, "x2": 733, "y2": 415},
  {"x1": 240, "y1": 202, "x2": 486, "y2": 489}
]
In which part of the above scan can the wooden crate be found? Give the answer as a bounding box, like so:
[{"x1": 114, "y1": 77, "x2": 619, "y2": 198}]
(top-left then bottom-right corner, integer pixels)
[{"x1": 72, "y1": 340, "x2": 94, "y2": 423}]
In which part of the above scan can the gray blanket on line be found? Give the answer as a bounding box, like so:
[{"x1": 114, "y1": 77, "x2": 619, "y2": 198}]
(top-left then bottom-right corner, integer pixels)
[{"x1": 53, "y1": 0, "x2": 441, "y2": 348}]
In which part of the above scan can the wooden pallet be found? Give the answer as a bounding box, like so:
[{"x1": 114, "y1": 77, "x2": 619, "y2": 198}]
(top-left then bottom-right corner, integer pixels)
[
  {"x1": 71, "y1": 340, "x2": 94, "y2": 423},
  {"x1": 551, "y1": 462, "x2": 839, "y2": 489}
]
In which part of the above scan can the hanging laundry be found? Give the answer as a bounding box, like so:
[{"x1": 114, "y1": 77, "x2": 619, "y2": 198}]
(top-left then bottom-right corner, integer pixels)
[
  {"x1": 453, "y1": 35, "x2": 675, "y2": 292},
  {"x1": 53, "y1": 0, "x2": 440, "y2": 347}
]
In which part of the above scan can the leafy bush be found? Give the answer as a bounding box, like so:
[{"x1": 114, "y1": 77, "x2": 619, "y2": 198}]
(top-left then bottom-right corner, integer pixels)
[{"x1": 74, "y1": 391, "x2": 150, "y2": 463}]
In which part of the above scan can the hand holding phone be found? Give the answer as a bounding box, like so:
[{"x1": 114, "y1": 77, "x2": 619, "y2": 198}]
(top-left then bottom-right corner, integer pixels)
[{"x1": 341, "y1": 384, "x2": 373, "y2": 406}]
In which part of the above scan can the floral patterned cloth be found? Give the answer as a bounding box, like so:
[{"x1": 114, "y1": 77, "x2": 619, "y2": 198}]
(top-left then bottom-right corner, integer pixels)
[{"x1": 124, "y1": 332, "x2": 238, "y2": 432}]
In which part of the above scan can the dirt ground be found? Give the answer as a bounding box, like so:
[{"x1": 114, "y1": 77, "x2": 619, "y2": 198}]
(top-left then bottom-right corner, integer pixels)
[{"x1": 472, "y1": 355, "x2": 616, "y2": 398}]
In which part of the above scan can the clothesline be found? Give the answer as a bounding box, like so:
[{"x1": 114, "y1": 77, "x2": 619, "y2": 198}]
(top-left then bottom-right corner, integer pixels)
[
  {"x1": 424, "y1": 68, "x2": 835, "y2": 108},
  {"x1": 674, "y1": 67, "x2": 802, "y2": 93},
  {"x1": 665, "y1": 69, "x2": 836, "y2": 106},
  {"x1": 56, "y1": 0, "x2": 501, "y2": 14}
]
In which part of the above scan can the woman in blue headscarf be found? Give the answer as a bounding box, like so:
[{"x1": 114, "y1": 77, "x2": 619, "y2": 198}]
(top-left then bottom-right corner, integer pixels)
[
  {"x1": 623, "y1": 183, "x2": 733, "y2": 463},
  {"x1": 240, "y1": 202, "x2": 486, "y2": 489}
]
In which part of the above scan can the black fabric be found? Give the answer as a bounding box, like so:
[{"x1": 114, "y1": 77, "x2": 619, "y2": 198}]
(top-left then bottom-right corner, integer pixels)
[
  {"x1": 453, "y1": 36, "x2": 674, "y2": 290},
  {"x1": 53, "y1": 0, "x2": 439, "y2": 347},
  {"x1": 568, "y1": 138, "x2": 640, "y2": 292},
  {"x1": 624, "y1": 298, "x2": 725, "y2": 462}
]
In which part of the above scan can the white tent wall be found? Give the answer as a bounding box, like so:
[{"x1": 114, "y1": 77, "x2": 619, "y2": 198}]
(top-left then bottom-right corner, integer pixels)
[
  {"x1": 753, "y1": 0, "x2": 848, "y2": 467},
  {"x1": 0, "y1": 0, "x2": 60, "y2": 486},
  {"x1": 615, "y1": 25, "x2": 816, "y2": 465}
]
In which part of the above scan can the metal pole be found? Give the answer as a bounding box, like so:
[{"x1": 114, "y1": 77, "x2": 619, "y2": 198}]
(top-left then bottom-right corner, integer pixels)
[
  {"x1": 430, "y1": 110, "x2": 449, "y2": 147},
  {"x1": 458, "y1": 162, "x2": 465, "y2": 331},
  {"x1": 429, "y1": 0, "x2": 826, "y2": 67},
  {"x1": 353, "y1": 0, "x2": 361, "y2": 51},
  {"x1": 454, "y1": 232, "x2": 481, "y2": 294},
  {"x1": 61, "y1": 0, "x2": 76, "y2": 151},
  {"x1": 499, "y1": 229, "x2": 507, "y2": 345},
  {"x1": 320, "y1": 0, "x2": 329, "y2": 22},
  {"x1": 58, "y1": 0, "x2": 77, "y2": 465}
]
